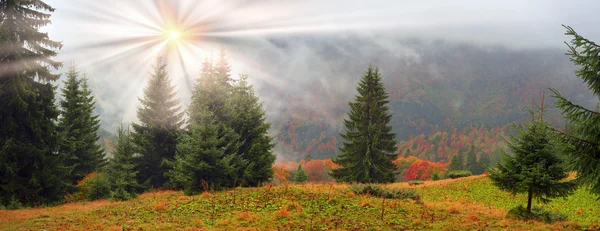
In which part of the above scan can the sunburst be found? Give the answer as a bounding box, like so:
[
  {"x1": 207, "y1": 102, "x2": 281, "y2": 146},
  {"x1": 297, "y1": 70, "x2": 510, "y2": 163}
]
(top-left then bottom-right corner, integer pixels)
[{"x1": 58, "y1": 0, "x2": 397, "y2": 120}]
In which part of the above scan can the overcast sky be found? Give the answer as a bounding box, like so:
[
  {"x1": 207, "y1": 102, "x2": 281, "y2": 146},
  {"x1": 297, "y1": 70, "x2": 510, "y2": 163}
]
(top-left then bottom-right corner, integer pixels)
[{"x1": 41, "y1": 0, "x2": 600, "y2": 129}]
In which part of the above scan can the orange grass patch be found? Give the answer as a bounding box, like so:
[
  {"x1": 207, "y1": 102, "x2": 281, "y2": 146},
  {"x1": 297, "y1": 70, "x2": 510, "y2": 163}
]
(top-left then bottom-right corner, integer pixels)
[
  {"x1": 274, "y1": 209, "x2": 289, "y2": 219},
  {"x1": 107, "y1": 225, "x2": 123, "y2": 231},
  {"x1": 200, "y1": 191, "x2": 212, "y2": 199},
  {"x1": 154, "y1": 202, "x2": 167, "y2": 211},
  {"x1": 236, "y1": 211, "x2": 259, "y2": 223},
  {"x1": 139, "y1": 190, "x2": 178, "y2": 198},
  {"x1": 359, "y1": 199, "x2": 371, "y2": 207},
  {"x1": 0, "y1": 199, "x2": 120, "y2": 227}
]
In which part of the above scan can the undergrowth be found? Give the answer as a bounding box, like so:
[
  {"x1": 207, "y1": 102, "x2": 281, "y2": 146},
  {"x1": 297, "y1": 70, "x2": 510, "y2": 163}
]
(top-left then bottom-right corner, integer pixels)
[
  {"x1": 507, "y1": 205, "x2": 568, "y2": 223},
  {"x1": 347, "y1": 184, "x2": 420, "y2": 201}
]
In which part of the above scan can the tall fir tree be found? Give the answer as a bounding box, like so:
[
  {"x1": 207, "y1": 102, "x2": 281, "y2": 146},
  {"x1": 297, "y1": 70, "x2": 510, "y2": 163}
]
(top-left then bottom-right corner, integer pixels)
[
  {"x1": 489, "y1": 100, "x2": 577, "y2": 212},
  {"x1": 58, "y1": 64, "x2": 105, "y2": 186},
  {"x1": 331, "y1": 66, "x2": 398, "y2": 183},
  {"x1": 0, "y1": 1, "x2": 69, "y2": 207},
  {"x1": 170, "y1": 57, "x2": 242, "y2": 193},
  {"x1": 230, "y1": 74, "x2": 276, "y2": 186},
  {"x1": 551, "y1": 25, "x2": 600, "y2": 196},
  {"x1": 175, "y1": 51, "x2": 274, "y2": 189},
  {"x1": 107, "y1": 123, "x2": 140, "y2": 201},
  {"x1": 448, "y1": 153, "x2": 464, "y2": 171},
  {"x1": 169, "y1": 110, "x2": 239, "y2": 195},
  {"x1": 466, "y1": 145, "x2": 483, "y2": 174},
  {"x1": 170, "y1": 76, "x2": 241, "y2": 194},
  {"x1": 132, "y1": 57, "x2": 183, "y2": 189},
  {"x1": 478, "y1": 152, "x2": 491, "y2": 173},
  {"x1": 189, "y1": 57, "x2": 234, "y2": 126}
]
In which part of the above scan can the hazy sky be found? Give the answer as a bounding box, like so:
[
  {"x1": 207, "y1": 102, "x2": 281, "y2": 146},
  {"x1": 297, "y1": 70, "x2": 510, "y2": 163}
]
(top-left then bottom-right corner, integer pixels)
[{"x1": 41, "y1": 0, "x2": 600, "y2": 129}]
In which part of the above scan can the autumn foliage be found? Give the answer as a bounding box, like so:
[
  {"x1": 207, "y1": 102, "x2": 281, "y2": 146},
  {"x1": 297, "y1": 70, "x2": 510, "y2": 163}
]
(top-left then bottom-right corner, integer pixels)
[
  {"x1": 402, "y1": 159, "x2": 447, "y2": 181},
  {"x1": 272, "y1": 159, "x2": 339, "y2": 183},
  {"x1": 397, "y1": 126, "x2": 507, "y2": 163}
]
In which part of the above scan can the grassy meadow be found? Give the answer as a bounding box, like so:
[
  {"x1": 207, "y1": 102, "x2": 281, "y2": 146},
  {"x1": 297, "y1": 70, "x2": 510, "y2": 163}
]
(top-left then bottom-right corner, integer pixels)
[{"x1": 1, "y1": 175, "x2": 599, "y2": 231}]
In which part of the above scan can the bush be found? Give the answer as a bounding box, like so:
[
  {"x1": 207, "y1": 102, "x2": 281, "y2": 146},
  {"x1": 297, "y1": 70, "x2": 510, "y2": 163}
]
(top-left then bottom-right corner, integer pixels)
[
  {"x1": 65, "y1": 172, "x2": 111, "y2": 202},
  {"x1": 111, "y1": 188, "x2": 137, "y2": 201},
  {"x1": 447, "y1": 170, "x2": 472, "y2": 179},
  {"x1": 5, "y1": 197, "x2": 22, "y2": 210},
  {"x1": 408, "y1": 180, "x2": 424, "y2": 185},
  {"x1": 348, "y1": 184, "x2": 420, "y2": 201},
  {"x1": 506, "y1": 205, "x2": 568, "y2": 223},
  {"x1": 431, "y1": 170, "x2": 441, "y2": 181}
]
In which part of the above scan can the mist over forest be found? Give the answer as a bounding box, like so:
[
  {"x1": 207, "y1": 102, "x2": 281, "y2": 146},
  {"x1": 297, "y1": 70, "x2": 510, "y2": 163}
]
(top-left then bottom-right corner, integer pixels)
[{"x1": 89, "y1": 35, "x2": 596, "y2": 161}]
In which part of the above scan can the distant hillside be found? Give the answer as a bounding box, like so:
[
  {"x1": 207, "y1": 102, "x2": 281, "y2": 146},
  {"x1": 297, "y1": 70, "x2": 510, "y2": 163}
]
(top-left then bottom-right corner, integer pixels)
[{"x1": 249, "y1": 37, "x2": 596, "y2": 161}]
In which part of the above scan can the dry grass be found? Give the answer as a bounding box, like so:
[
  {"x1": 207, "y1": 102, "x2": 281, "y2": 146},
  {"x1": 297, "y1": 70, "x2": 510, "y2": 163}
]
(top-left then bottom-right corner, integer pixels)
[
  {"x1": 284, "y1": 201, "x2": 303, "y2": 212},
  {"x1": 0, "y1": 199, "x2": 120, "y2": 227},
  {"x1": 106, "y1": 225, "x2": 123, "y2": 231},
  {"x1": 359, "y1": 199, "x2": 371, "y2": 207},
  {"x1": 1, "y1": 176, "x2": 597, "y2": 231},
  {"x1": 236, "y1": 211, "x2": 259, "y2": 223},
  {"x1": 139, "y1": 189, "x2": 177, "y2": 198},
  {"x1": 200, "y1": 191, "x2": 212, "y2": 199},
  {"x1": 154, "y1": 202, "x2": 167, "y2": 211},
  {"x1": 388, "y1": 175, "x2": 488, "y2": 189},
  {"x1": 274, "y1": 208, "x2": 289, "y2": 219},
  {"x1": 448, "y1": 205, "x2": 460, "y2": 214}
]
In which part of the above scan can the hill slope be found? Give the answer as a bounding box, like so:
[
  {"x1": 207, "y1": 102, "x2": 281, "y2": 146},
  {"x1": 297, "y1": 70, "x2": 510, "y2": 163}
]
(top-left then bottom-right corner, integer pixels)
[{"x1": 2, "y1": 176, "x2": 598, "y2": 230}]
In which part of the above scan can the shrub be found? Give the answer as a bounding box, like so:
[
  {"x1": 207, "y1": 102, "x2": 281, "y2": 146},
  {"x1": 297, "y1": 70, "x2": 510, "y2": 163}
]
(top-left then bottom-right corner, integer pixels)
[
  {"x1": 431, "y1": 170, "x2": 441, "y2": 181},
  {"x1": 5, "y1": 197, "x2": 22, "y2": 210},
  {"x1": 348, "y1": 184, "x2": 420, "y2": 201},
  {"x1": 506, "y1": 205, "x2": 568, "y2": 223},
  {"x1": 65, "y1": 172, "x2": 111, "y2": 202},
  {"x1": 111, "y1": 187, "x2": 137, "y2": 201},
  {"x1": 447, "y1": 170, "x2": 472, "y2": 179},
  {"x1": 408, "y1": 180, "x2": 424, "y2": 185}
]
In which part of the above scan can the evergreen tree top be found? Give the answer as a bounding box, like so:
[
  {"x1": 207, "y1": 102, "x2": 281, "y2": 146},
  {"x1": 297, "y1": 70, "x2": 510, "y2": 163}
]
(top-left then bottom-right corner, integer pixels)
[
  {"x1": 215, "y1": 47, "x2": 232, "y2": 87},
  {"x1": 0, "y1": 0, "x2": 62, "y2": 81},
  {"x1": 136, "y1": 56, "x2": 183, "y2": 130}
]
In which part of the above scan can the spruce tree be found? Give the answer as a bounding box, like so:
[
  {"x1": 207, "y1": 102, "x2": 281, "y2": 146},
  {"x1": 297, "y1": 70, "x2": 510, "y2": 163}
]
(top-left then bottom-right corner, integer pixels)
[
  {"x1": 107, "y1": 123, "x2": 140, "y2": 201},
  {"x1": 169, "y1": 109, "x2": 239, "y2": 195},
  {"x1": 466, "y1": 145, "x2": 483, "y2": 175},
  {"x1": 330, "y1": 66, "x2": 398, "y2": 183},
  {"x1": 132, "y1": 57, "x2": 183, "y2": 189},
  {"x1": 551, "y1": 25, "x2": 600, "y2": 196},
  {"x1": 58, "y1": 64, "x2": 105, "y2": 186},
  {"x1": 489, "y1": 103, "x2": 576, "y2": 212},
  {"x1": 0, "y1": 0, "x2": 69, "y2": 207},
  {"x1": 293, "y1": 165, "x2": 308, "y2": 183},
  {"x1": 448, "y1": 153, "x2": 464, "y2": 171},
  {"x1": 169, "y1": 58, "x2": 241, "y2": 193},
  {"x1": 230, "y1": 74, "x2": 275, "y2": 186},
  {"x1": 189, "y1": 57, "x2": 234, "y2": 126},
  {"x1": 478, "y1": 152, "x2": 491, "y2": 173}
]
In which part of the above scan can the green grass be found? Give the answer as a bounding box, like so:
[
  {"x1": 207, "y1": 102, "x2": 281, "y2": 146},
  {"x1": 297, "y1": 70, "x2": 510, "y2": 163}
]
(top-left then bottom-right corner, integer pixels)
[{"x1": 417, "y1": 176, "x2": 600, "y2": 225}]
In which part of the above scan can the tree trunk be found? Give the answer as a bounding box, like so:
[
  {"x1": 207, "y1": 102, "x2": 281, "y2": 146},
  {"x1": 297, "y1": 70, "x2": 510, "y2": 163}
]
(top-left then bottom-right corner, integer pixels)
[{"x1": 527, "y1": 187, "x2": 533, "y2": 212}]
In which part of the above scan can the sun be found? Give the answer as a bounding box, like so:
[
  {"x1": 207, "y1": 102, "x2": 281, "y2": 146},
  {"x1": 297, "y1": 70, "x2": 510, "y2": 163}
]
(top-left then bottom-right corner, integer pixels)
[{"x1": 167, "y1": 30, "x2": 181, "y2": 41}]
